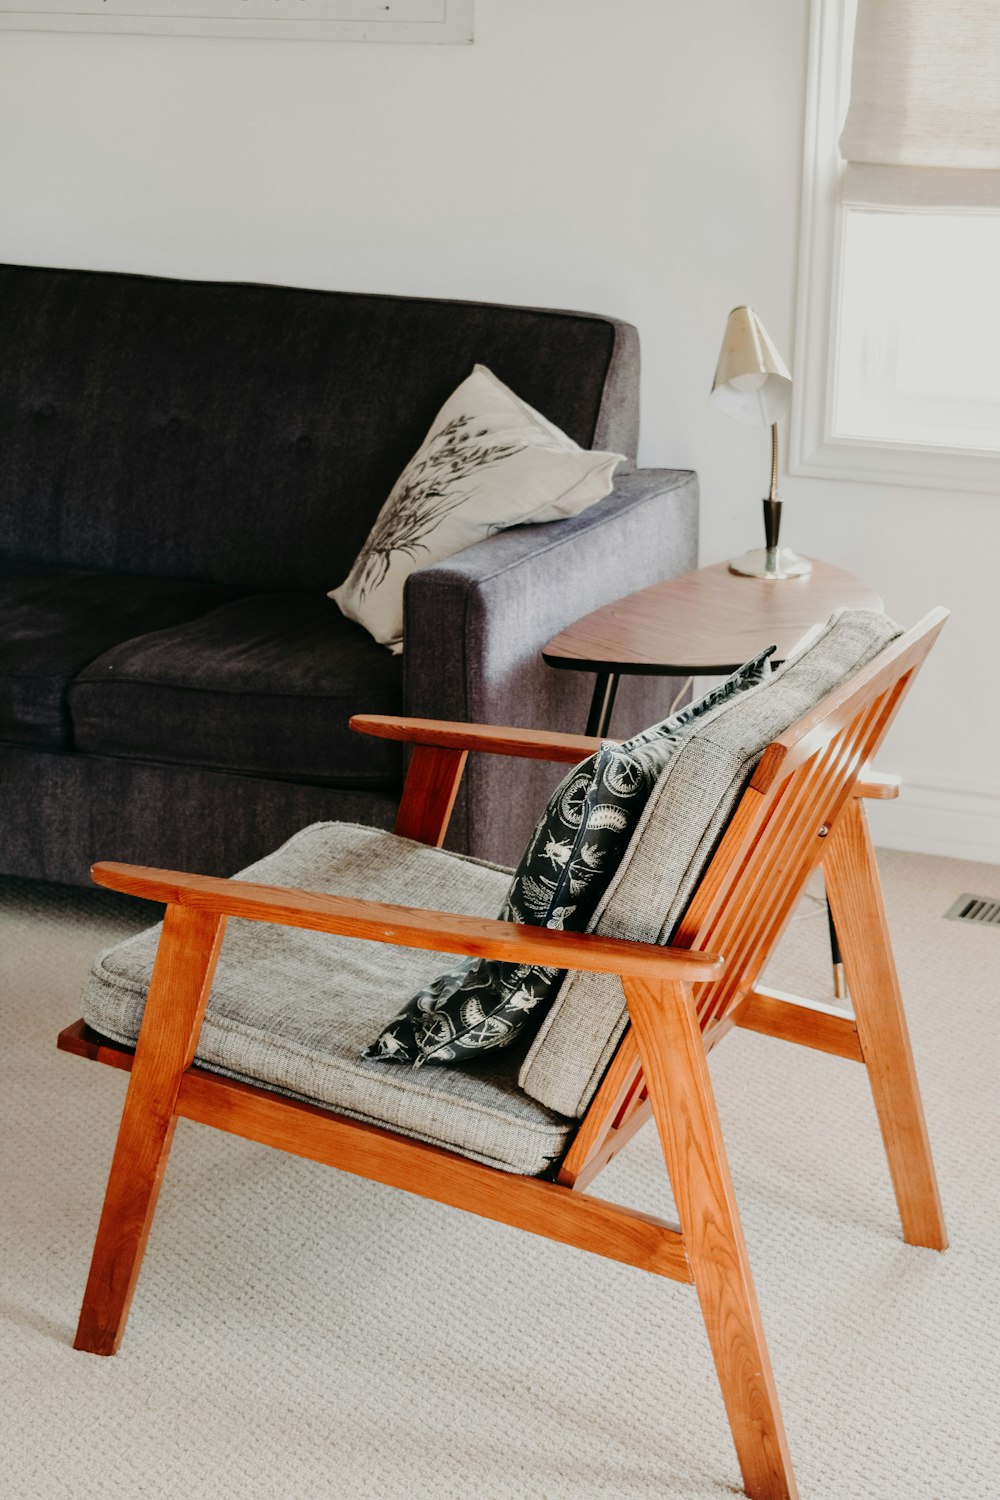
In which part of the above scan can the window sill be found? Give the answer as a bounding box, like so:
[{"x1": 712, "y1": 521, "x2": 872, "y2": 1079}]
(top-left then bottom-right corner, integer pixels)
[{"x1": 790, "y1": 428, "x2": 1000, "y2": 494}]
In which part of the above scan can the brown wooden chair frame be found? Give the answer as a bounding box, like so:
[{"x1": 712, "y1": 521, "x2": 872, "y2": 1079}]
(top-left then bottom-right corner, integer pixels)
[{"x1": 59, "y1": 609, "x2": 949, "y2": 1500}]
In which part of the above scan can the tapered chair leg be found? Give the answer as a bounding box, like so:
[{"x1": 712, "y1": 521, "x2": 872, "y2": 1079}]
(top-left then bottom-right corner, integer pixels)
[
  {"x1": 824, "y1": 800, "x2": 947, "y2": 1250},
  {"x1": 625, "y1": 976, "x2": 799, "y2": 1500},
  {"x1": 75, "y1": 906, "x2": 227, "y2": 1355}
]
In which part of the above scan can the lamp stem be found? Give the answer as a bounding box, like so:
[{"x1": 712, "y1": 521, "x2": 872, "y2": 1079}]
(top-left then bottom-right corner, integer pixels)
[
  {"x1": 728, "y1": 416, "x2": 811, "y2": 579},
  {"x1": 762, "y1": 422, "x2": 782, "y2": 563}
]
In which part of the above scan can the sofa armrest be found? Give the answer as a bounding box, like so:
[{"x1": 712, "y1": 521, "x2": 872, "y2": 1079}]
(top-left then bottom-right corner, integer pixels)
[{"x1": 402, "y1": 467, "x2": 698, "y2": 864}]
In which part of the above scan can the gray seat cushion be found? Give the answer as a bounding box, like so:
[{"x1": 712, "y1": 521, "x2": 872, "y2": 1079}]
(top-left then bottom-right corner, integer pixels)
[
  {"x1": 80, "y1": 822, "x2": 575, "y2": 1176},
  {"x1": 69, "y1": 592, "x2": 403, "y2": 788},
  {"x1": 518, "y1": 609, "x2": 903, "y2": 1119},
  {"x1": 0, "y1": 561, "x2": 234, "y2": 750}
]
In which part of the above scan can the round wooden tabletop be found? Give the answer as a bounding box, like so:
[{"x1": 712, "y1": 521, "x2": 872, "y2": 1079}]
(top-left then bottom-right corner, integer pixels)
[{"x1": 543, "y1": 558, "x2": 884, "y2": 676}]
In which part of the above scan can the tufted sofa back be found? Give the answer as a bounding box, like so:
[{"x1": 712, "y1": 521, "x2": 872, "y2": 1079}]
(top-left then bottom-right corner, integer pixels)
[{"x1": 0, "y1": 264, "x2": 639, "y2": 592}]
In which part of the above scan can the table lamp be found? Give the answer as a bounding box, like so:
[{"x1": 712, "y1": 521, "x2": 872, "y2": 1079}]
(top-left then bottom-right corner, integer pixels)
[{"x1": 710, "y1": 305, "x2": 811, "y2": 580}]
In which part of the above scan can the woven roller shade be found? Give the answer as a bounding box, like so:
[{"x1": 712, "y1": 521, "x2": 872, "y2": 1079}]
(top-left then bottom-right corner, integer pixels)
[{"x1": 840, "y1": 0, "x2": 1000, "y2": 208}]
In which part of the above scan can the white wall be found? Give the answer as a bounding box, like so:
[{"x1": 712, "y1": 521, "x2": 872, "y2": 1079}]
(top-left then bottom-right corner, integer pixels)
[{"x1": 1, "y1": 0, "x2": 997, "y2": 863}]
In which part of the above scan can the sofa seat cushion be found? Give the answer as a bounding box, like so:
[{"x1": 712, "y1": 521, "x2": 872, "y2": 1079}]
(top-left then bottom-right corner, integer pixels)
[
  {"x1": 79, "y1": 822, "x2": 574, "y2": 1176},
  {"x1": 69, "y1": 592, "x2": 404, "y2": 787},
  {"x1": 0, "y1": 562, "x2": 235, "y2": 750}
]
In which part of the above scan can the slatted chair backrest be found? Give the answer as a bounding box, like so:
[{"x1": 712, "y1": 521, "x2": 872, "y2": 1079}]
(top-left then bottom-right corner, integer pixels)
[
  {"x1": 676, "y1": 608, "x2": 945, "y2": 1041},
  {"x1": 559, "y1": 608, "x2": 946, "y2": 1189}
]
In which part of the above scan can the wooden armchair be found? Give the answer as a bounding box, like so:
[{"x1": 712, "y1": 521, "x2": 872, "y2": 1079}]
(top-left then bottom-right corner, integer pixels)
[{"x1": 59, "y1": 609, "x2": 948, "y2": 1500}]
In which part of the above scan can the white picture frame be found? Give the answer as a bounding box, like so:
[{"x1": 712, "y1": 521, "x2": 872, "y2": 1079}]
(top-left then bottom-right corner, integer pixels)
[{"x1": 0, "y1": 0, "x2": 473, "y2": 43}]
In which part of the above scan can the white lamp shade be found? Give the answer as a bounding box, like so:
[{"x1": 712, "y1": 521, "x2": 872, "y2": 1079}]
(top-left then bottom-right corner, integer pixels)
[{"x1": 710, "y1": 306, "x2": 792, "y2": 426}]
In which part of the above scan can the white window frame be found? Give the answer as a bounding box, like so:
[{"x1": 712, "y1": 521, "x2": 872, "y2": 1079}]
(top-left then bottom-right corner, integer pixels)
[
  {"x1": 790, "y1": 0, "x2": 1000, "y2": 495},
  {"x1": 0, "y1": 0, "x2": 473, "y2": 43}
]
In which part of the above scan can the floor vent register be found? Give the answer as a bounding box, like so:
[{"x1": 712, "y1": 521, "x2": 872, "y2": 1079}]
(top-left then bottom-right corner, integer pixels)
[{"x1": 944, "y1": 893, "x2": 1000, "y2": 927}]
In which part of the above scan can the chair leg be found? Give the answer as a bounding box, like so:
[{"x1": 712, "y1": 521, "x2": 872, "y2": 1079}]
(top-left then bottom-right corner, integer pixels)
[
  {"x1": 624, "y1": 976, "x2": 799, "y2": 1500},
  {"x1": 74, "y1": 906, "x2": 227, "y2": 1355},
  {"x1": 824, "y1": 800, "x2": 947, "y2": 1250}
]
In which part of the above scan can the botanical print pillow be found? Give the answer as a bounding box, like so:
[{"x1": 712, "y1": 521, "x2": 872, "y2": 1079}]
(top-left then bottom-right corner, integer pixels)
[
  {"x1": 363, "y1": 646, "x2": 775, "y2": 1069},
  {"x1": 330, "y1": 365, "x2": 625, "y2": 653}
]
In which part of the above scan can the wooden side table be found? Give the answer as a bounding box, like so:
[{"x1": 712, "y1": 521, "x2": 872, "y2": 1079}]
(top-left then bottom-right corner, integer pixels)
[
  {"x1": 544, "y1": 557, "x2": 883, "y2": 736},
  {"x1": 543, "y1": 557, "x2": 884, "y2": 997}
]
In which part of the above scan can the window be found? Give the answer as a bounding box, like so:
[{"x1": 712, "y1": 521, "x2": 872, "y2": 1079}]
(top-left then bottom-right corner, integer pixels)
[
  {"x1": 791, "y1": 0, "x2": 1000, "y2": 493},
  {"x1": 834, "y1": 210, "x2": 1000, "y2": 455}
]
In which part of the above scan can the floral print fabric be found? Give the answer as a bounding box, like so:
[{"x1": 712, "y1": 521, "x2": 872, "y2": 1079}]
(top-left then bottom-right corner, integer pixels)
[{"x1": 330, "y1": 364, "x2": 624, "y2": 653}]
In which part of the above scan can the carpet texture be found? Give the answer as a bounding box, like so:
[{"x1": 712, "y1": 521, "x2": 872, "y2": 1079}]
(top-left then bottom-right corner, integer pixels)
[{"x1": 1, "y1": 848, "x2": 998, "y2": 1499}]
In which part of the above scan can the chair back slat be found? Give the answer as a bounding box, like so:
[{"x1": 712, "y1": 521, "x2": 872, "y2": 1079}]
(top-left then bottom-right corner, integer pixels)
[
  {"x1": 563, "y1": 609, "x2": 946, "y2": 1183},
  {"x1": 672, "y1": 612, "x2": 946, "y2": 1038},
  {"x1": 692, "y1": 706, "x2": 889, "y2": 1032},
  {"x1": 749, "y1": 607, "x2": 943, "y2": 792},
  {"x1": 703, "y1": 730, "x2": 870, "y2": 1031}
]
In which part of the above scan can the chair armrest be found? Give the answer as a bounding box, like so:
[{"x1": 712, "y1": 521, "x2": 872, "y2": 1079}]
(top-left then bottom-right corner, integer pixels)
[
  {"x1": 353, "y1": 726, "x2": 901, "y2": 793},
  {"x1": 855, "y1": 771, "x2": 900, "y2": 800},
  {"x1": 402, "y1": 467, "x2": 698, "y2": 863},
  {"x1": 351, "y1": 714, "x2": 605, "y2": 764},
  {"x1": 90, "y1": 861, "x2": 724, "y2": 983}
]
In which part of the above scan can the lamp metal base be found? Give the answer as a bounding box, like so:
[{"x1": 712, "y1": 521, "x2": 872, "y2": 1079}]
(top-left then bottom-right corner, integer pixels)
[{"x1": 729, "y1": 546, "x2": 813, "y2": 581}]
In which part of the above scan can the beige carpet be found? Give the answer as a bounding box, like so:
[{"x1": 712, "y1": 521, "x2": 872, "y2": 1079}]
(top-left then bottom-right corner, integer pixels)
[{"x1": 1, "y1": 849, "x2": 998, "y2": 1500}]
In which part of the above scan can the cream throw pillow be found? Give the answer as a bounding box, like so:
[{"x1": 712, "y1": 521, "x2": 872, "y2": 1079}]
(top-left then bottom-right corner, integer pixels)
[{"x1": 329, "y1": 364, "x2": 625, "y2": 653}]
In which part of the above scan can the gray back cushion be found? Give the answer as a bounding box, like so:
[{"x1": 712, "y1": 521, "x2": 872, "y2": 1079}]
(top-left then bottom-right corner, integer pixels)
[
  {"x1": 0, "y1": 263, "x2": 638, "y2": 591},
  {"x1": 518, "y1": 609, "x2": 902, "y2": 1118}
]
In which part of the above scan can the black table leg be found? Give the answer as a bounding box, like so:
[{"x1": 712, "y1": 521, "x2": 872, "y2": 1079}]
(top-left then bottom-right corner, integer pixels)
[
  {"x1": 586, "y1": 671, "x2": 621, "y2": 738},
  {"x1": 827, "y1": 896, "x2": 848, "y2": 1000}
]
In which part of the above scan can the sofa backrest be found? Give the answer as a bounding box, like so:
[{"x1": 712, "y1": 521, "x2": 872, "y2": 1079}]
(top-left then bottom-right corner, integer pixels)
[{"x1": 0, "y1": 263, "x2": 639, "y2": 592}]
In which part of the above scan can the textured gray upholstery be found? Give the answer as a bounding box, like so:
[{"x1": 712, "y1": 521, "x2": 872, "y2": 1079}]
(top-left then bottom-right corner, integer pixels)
[
  {"x1": 80, "y1": 822, "x2": 574, "y2": 1177},
  {"x1": 0, "y1": 262, "x2": 698, "y2": 884},
  {"x1": 0, "y1": 562, "x2": 234, "y2": 750},
  {"x1": 70, "y1": 592, "x2": 403, "y2": 786},
  {"x1": 0, "y1": 265, "x2": 639, "y2": 591},
  {"x1": 519, "y1": 610, "x2": 903, "y2": 1118},
  {"x1": 406, "y1": 468, "x2": 699, "y2": 865},
  {"x1": 0, "y1": 745, "x2": 399, "y2": 885}
]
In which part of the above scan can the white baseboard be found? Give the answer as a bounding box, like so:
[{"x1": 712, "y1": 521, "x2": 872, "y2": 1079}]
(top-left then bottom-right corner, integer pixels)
[{"x1": 867, "y1": 774, "x2": 1000, "y2": 868}]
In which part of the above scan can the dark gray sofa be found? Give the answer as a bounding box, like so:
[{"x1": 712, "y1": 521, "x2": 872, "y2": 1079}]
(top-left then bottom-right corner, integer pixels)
[{"x1": 0, "y1": 262, "x2": 698, "y2": 884}]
